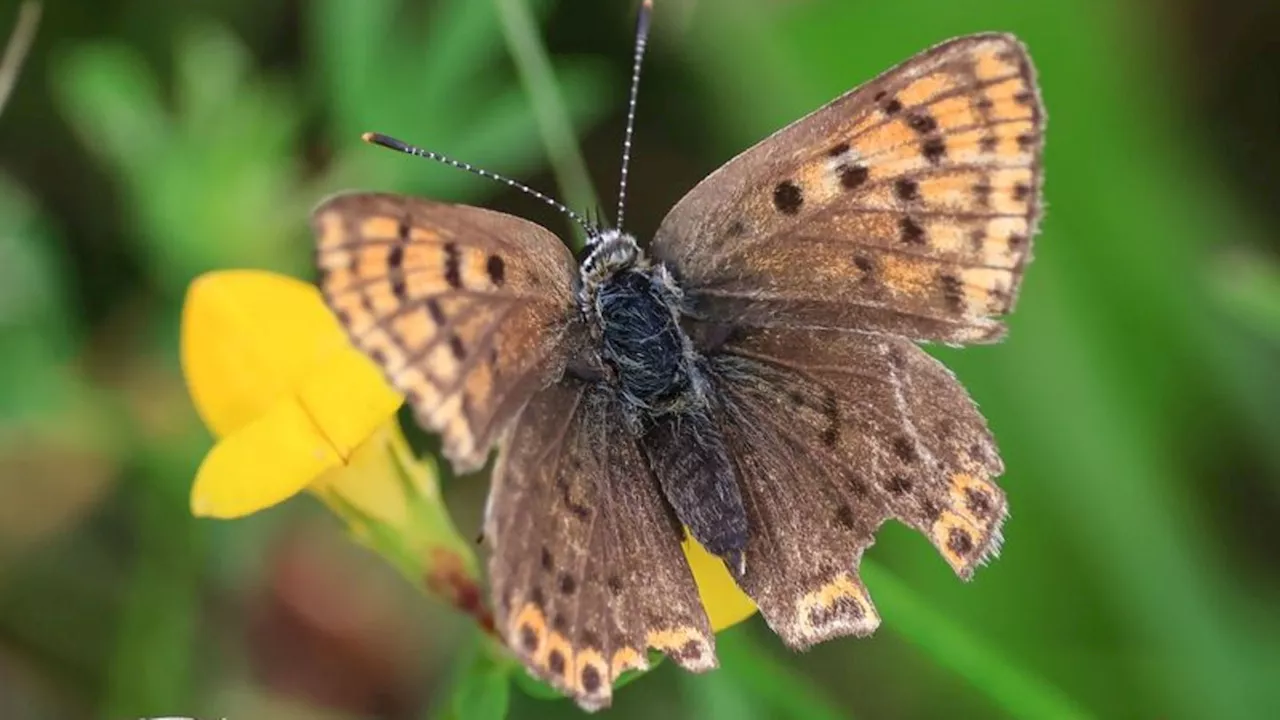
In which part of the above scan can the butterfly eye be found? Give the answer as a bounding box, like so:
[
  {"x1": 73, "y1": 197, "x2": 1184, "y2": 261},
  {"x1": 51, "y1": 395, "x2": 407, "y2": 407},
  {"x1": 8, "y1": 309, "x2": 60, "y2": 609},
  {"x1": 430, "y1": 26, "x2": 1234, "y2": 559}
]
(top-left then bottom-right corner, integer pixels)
[{"x1": 574, "y1": 238, "x2": 597, "y2": 265}]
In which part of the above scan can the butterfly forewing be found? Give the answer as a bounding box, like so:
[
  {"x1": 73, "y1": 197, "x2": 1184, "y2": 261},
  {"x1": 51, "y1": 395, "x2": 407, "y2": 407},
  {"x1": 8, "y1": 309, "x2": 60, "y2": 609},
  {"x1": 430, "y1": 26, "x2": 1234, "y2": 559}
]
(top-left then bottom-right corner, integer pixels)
[
  {"x1": 487, "y1": 380, "x2": 715, "y2": 711},
  {"x1": 653, "y1": 33, "x2": 1044, "y2": 344},
  {"x1": 704, "y1": 323, "x2": 1007, "y2": 646},
  {"x1": 313, "y1": 193, "x2": 581, "y2": 472}
]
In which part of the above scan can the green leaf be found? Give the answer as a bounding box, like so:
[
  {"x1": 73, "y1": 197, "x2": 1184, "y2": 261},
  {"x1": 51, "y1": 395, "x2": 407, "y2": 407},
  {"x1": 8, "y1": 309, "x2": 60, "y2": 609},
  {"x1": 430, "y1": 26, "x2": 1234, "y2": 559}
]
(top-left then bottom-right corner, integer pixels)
[
  {"x1": 55, "y1": 25, "x2": 307, "y2": 284},
  {"x1": 53, "y1": 42, "x2": 169, "y2": 179},
  {"x1": 495, "y1": 0, "x2": 601, "y2": 247},
  {"x1": 0, "y1": 174, "x2": 83, "y2": 425},
  {"x1": 436, "y1": 637, "x2": 513, "y2": 720},
  {"x1": 510, "y1": 665, "x2": 565, "y2": 702}
]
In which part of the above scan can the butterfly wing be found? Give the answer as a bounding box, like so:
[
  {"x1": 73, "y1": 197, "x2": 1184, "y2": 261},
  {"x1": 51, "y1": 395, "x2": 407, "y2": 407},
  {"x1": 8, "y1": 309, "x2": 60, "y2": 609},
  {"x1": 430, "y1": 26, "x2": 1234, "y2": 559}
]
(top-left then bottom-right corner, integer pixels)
[
  {"x1": 487, "y1": 378, "x2": 716, "y2": 711},
  {"x1": 702, "y1": 323, "x2": 1006, "y2": 647},
  {"x1": 313, "y1": 193, "x2": 582, "y2": 472},
  {"x1": 653, "y1": 33, "x2": 1044, "y2": 344}
]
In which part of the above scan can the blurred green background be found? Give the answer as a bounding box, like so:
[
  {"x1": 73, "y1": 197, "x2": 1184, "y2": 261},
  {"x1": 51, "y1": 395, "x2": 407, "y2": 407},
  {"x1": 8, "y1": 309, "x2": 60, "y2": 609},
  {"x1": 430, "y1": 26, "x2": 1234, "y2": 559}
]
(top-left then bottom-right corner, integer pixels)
[{"x1": 2, "y1": 0, "x2": 1278, "y2": 718}]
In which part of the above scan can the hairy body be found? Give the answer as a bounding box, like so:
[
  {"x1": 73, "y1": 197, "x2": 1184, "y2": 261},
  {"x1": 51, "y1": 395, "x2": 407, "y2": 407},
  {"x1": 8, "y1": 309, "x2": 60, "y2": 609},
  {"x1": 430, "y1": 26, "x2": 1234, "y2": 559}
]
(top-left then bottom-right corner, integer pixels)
[{"x1": 579, "y1": 230, "x2": 748, "y2": 572}]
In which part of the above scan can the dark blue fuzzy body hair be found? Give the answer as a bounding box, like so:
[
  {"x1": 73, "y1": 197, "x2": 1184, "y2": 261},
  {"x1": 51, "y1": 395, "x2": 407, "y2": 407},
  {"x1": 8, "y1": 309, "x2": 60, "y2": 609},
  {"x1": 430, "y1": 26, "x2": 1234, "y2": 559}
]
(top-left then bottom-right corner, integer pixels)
[{"x1": 596, "y1": 268, "x2": 689, "y2": 414}]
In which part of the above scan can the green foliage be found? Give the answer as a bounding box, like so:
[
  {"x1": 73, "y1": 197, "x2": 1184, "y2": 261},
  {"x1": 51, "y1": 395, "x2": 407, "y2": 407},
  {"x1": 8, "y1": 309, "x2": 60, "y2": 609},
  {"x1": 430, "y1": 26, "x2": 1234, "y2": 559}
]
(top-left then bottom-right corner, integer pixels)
[{"x1": 436, "y1": 636, "x2": 513, "y2": 720}]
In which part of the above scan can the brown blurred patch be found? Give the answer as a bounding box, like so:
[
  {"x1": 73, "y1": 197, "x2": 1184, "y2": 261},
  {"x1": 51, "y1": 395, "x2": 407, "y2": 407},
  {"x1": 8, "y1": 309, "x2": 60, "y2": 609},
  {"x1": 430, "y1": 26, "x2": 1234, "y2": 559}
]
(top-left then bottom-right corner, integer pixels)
[
  {"x1": 0, "y1": 427, "x2": 114, "y2": 567},
  {"x1": 246, "y1": 521, "x2": 432, "y2": 720}
]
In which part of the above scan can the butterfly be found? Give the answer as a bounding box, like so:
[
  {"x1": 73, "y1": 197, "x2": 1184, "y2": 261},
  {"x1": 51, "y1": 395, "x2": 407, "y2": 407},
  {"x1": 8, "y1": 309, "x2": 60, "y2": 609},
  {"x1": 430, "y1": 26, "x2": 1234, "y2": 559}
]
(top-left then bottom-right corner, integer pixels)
[{"x1": 311, "y1": 2, "x2": 1043, "y2": 710}]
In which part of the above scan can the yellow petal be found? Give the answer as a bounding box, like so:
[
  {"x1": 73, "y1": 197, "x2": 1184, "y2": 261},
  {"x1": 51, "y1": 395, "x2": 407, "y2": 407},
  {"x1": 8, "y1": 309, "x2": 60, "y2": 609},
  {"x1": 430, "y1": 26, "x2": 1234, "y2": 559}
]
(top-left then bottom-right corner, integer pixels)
[
  {"x1": 182, "y1": 270, "x2": 349, "y2": 438},
  {"x1": 297, "y1": 344, "x2": 403, "y2": 461},
  {"x1": 683, "y1": 535, "x2": 758, "y2": 632},
  {"x1": 191, "y1": 398, "x2": 342, "y2": 518},
  {"x1": 312, "y1": 423, "x2": 413, "y2": 530}
]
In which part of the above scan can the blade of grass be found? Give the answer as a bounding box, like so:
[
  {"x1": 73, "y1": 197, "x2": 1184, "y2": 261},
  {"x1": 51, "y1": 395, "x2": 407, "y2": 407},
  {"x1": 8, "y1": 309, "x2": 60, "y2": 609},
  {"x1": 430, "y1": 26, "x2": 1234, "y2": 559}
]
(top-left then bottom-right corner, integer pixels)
[
  {"x1": 0, "y1": 1, "x2": 40, "y2": 118},
  {"x1": 862, "y1": 561, "x2": 1091, "y2": 720},
  {"x1": 494, "y1": 0, "x2": 600, "y2": 248},
  {"x1": 1211, "y1": 248, "x2": 1280, "y2": 343}
]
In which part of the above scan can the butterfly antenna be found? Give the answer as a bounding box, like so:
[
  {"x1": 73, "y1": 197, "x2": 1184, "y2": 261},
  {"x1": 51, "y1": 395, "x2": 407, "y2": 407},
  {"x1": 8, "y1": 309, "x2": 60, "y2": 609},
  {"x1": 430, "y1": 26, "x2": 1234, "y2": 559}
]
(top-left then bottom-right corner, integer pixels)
[
  {"x1": 362, "y1": 132, "x2": 597, "y2": 238},
  {"x1": 614, "y1": 0, "x2": 653, "y2": 232}
]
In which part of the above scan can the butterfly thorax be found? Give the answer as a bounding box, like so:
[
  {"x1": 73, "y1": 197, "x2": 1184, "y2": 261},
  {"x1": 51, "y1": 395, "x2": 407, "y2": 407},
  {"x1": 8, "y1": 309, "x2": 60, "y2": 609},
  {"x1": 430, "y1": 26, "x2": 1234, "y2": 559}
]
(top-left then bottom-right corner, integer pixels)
[{"x1": 580, "y1": 230, "x2": 698, "y2": 422}]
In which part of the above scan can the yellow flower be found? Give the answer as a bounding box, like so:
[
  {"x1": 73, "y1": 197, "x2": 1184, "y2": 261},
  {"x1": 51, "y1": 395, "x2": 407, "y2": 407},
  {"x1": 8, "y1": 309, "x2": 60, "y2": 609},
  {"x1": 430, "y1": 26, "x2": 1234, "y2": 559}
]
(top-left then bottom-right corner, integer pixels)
[
  {"x1": 181, "y1": 269, "x2": 406, "y2": 523},
  {"x1": 179, "y1": 269, "x2": 756, "y2": 631}
]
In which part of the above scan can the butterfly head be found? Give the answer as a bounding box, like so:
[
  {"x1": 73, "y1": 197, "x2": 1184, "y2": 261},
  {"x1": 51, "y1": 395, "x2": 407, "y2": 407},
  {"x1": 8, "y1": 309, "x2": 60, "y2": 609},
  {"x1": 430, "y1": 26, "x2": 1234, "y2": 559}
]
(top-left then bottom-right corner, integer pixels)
[{"x1": 577, "y1": 228, "x2": 644, "y2": 302}]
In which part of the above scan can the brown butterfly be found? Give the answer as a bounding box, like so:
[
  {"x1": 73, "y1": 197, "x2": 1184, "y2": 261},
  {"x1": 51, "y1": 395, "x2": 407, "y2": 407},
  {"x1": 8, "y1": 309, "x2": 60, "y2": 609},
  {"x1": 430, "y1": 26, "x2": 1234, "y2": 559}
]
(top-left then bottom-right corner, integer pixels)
[{"x1": 312, "y1": 2, "x2": 1043, "y2": 711}]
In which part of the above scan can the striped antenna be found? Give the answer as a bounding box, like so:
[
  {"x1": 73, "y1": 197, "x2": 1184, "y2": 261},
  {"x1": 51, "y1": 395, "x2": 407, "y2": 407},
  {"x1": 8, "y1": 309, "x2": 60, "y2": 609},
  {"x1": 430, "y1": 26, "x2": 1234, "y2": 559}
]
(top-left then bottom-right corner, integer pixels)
[
  {"x1": 614, "y1": 0, "x2": 653, "y2": 232},
  {"x1": 361, "y1": 132, "x2": 596, "y2": 238}
]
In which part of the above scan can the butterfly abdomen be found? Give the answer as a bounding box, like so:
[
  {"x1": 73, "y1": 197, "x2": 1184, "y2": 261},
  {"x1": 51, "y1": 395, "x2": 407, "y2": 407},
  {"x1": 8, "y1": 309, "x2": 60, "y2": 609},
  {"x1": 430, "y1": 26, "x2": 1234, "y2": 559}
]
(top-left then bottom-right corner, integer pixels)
[{"x1": 642, "y1": 407, "x2": 749, "y2": 572}]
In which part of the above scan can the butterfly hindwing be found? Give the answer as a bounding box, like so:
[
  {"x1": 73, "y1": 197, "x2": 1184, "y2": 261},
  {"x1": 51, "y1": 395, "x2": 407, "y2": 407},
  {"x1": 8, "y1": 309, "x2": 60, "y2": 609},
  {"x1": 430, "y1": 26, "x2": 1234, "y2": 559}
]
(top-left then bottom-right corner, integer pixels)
[
  {"x1": 313, "y1": 193, "x2": 580, "y2": 472},
  {"x1": 702, "y1": 322, "x2": 1007, "y2": 647},
  {"x1": 487, "y1": 379, "x2": 716, "y2": 711},
  {"x1": 653, "y1": 33, "x2": 1044, "y2": 344}
]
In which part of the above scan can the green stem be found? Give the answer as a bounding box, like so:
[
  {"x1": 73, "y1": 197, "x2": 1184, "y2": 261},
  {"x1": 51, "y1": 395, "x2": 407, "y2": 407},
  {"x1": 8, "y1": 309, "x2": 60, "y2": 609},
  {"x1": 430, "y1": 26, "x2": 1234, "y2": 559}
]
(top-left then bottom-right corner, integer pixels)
[
  {"x1": 0, "y1": 1, "x2": 40, "y2": 117},
  {"x1": 318, "y1": 425, "x2": 495, "y2": 639},
  {"x1": 494, "y1": 0, "x2": 599, "y2": 248}
]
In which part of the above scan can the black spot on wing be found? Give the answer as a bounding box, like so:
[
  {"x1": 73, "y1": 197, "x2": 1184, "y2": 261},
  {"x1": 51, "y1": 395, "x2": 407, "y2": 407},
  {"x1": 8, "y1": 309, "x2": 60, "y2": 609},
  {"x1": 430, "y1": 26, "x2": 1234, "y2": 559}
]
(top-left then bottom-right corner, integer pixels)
[
  {"x1": 819, "y1": 391, "x2": 840, "y2": 447},
  {"x1": 839, "y1": 164, "x2": 869, "y2": 190},
  {"x1": 965, "y1": 487, "x2": 994, "y2": 519},
  {"x1": 947, "y1": 527, "x2": 975, "y2": 556},
  {"x1": 968, "y1": 227, "x2": 987, "y2": 252},
  {"x1": 773, "y1": 181, "x2": 804, "y2": 215},
  {"x1": 834, "y1": 504, "x2": 857, "y2": 530},
  {"x1": 581, "y1": 665, "x2": 601, "y2": 693},
  {"x1": 548, "y1": 649, "x2": 566, "y2": 676},
  {"x1": 939, "y1": 273, "x2": 965, "y2": 312},
  {"x1": 520, "y1": 624, "x2": 540, "y2": 651},
  {"x1": 907, "y1": 112, "x2": 937, "y2": 134},
  {"x1": 426, "y1": 298, "x2": 445, "y2": 325},
  {"x1": 922, "y1": 137, "x2": 947, "y2": 164},
  {"x1": 444, "y1": 242, "x2": 462, "y2": 289},
  {"x1": 899, "y1": 216, "x2": 926, "y2": 245},
  {"x1": 892, "y1": 436, "x2": 917, "y2": 464},
  {"x1": 557, "y1": 572, "x2": 577, "y2": 595},
  {"x1": 486, "y1": 254, "x2": 505, "y2": 286},
  {"x1": 972, "y1": 181, "x2": 993, "y2": 209},
  {"x1": 894, "y1": 178, "x2": 920, "y2": 202}
]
